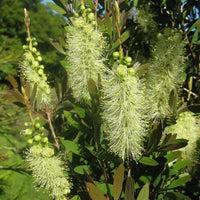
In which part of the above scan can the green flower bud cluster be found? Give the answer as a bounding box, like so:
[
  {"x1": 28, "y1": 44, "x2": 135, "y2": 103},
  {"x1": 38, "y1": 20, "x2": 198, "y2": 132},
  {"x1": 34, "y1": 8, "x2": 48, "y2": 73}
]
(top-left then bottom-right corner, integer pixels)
[
  {"x1": 74, "y1": 5, "x2": 95, "y2": 25},
  {"x1": 21, "y1": 117, "x2": 48, "y2": 145},
  {"x1": 144, "y1": 31, "x2": 186, "y2": 119},
  {"x1": 65, "y1": 13, "x2": 105, "y2": 101},
  {"x1": 112, "y1": 52, "x2": 134, "y2": 77},
  {"x1": 164, "y1": 111, "x2": 200, "y2": 162},
  {"x1": 26, "y1": 144, "x2": 71, "y2": 199},
  {"x1": 20, "y1": 37, "x2": 51, "y2": 104},
  {"x1": 102, "y1": 63, "x2": 148, "y2": 160}
]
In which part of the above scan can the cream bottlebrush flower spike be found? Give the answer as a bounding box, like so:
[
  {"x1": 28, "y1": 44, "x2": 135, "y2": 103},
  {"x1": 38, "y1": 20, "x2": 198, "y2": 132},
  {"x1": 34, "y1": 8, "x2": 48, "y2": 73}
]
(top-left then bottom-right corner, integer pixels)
[
  {"x1": 20, "y1": 38, "x2": 51, "y2": 104},
  {"x1": 164, "y1": 111, "x2": 200, "y2": 162},
  {"x1": 26, "y1": 144, "x2": 71, "y2": 200},
  {"x1": 102, "y1": 64, "x2": 148, "y2": 161},
  {"x1": 65, "y1": 15, "x2": 105, "y2": 101},
  {"x1": 145, "y1": 30, "x2": 186, "y2": 119}
]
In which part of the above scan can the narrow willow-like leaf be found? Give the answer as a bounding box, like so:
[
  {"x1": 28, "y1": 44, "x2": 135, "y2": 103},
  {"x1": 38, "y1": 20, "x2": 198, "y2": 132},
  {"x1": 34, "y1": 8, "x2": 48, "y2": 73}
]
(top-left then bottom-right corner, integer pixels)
[
  {"x1": 168, "y1": 175, "x2": 191, "y2": 189},
  {"x1": 8, "y1": 74, "x2": 18, "y2": 88},
  {"x1": 137, "y1": 183, "x2": 149, "y2": 200},
  {"x1": 139, "y1": 156, "x2": 159, "y2": 166},
  {"x1": 47, "y1": 2, "x2": 66, "y2": 15},
  {"x1": 113, "y1": 164, "x2": 124, "y2": 200},
  {"x1": 86, "y1": 183, "x2": 107, "y2": 200},
  {"x1": 124, "y1": 172, "x2": 134, "y2": 200}
]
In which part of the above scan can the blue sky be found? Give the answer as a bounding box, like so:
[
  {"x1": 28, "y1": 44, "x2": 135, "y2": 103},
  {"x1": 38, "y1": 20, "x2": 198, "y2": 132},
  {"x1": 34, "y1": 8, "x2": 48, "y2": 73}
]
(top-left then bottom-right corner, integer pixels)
[{"x1": 41, "y1": 0, "x2": 54, "y2": 4}]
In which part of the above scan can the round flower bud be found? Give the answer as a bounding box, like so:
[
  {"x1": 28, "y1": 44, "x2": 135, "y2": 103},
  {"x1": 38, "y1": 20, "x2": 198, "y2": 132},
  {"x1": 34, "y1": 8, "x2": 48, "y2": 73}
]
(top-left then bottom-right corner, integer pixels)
[
  {"x1": 32, "y1": 61, "x2": 39, "y2": 68},
  {"x1": 31, "y1": 47, "x2": 37, "y2": 53},
  {"x1": 37, "y1": 56, "x2": 42, "y2": 61},
  {"x1": 74, "y1": 13, "x2": 79, "y2": 18},
  {"x1": 38, "y1": 69, "x2": 43, "y2": 75},
  {"x1": 23, "y1": 128, "x2": 33, "y2": 135},
  {"x1": 91, "y1": 21, "x2": 96, "y2": 26},
  {"x1": 41, "y1": 137, "x2": 48, "y2": 143},
  {"x1": 26, "y1": 37, "x2": 31, "y2": 42},
  {"x1": 24, "y1": 122, "x2": 29, "y2": 127},
  {"x1": 87, "y1": 13, "x2": 94, "y2": 20},
  {"x1": 35, "y1": 122, "x2": 40, "y2": 129},
  {"x1": 80, "y1": 5, "x2": 85, "y2": 11},
  {"x1": 36, "y1": 51, "x2": 40, "y2": 56},
  {"x1": 39, "y1": 65, "x2": 44, "y2": 69},
  {"x1": 23, "y1": 45, "x2": 28, "y2": 50},
  {"x1": 128, "y1": 67, "x2": 135, "y2": 75},
  {"x1": 113, "y1": 51, "x2": 120, "y2": 58},
  {"x1": 124, "y1": 56, "x2": 132, "y2": 64},
  {"x1": 33, "y1": 41, "x2": 38, "y2": 46},
  {"x1": 86, "y1": 8, "x2": 92, "y2": 12},
  {"x1": 27, "y1": 139, "x2": 33, "y2": 144},
  {"x1": 34, "y1": 135, "x2": 41, "y2": 142}
]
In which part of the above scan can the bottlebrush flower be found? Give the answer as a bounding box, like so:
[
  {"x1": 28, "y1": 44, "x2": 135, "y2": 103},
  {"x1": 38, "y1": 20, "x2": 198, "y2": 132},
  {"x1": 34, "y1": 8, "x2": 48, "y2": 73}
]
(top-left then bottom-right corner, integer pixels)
[
  {"x1": 145, "y1": 31, "x2": 186, "y2": 119},
  {"x1": 65, "y1": 16, "x2": 105, "y2": 101},
  {"x1": 20, "y1": 44, "x2": 51, "y2": 104},
  {"x1": 26, "y1": 145, "x2": 71, "y2": 200},
  {"x1": 164, "y1": 111, "x2": 200, "y2": 162},
  {"x1": 102, "y1": 64, "x2": 148, "y2": 161}
]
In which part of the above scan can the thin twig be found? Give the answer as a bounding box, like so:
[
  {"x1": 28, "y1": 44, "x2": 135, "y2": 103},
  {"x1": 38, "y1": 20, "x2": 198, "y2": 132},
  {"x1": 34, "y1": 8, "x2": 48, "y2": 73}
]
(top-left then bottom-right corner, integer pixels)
[{"x1": 47, "y1": 112, "x2": 60, "y2": 150}]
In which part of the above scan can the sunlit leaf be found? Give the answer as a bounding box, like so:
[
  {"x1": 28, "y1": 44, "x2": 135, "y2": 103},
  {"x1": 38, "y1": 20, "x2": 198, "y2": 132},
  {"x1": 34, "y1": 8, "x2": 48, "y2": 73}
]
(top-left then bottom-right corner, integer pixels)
[
  {"x1": 137, "y1": 183, "x2": 149, "y2": 200},
  {"x1": 47, "y1": 2, "x2": 66, "y2": 15},
  {"x1": 168, "y1": 174, "x2": 192, "y2": 189},
  {"x1": 139, "y1": 156, "x2": 159, "y2": 166}
]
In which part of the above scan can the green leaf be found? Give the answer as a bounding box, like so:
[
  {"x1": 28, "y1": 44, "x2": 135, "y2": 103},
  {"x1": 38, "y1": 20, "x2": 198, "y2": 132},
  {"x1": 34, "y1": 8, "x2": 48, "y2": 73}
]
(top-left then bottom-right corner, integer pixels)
[
  {"x1": 55, "y1": 77, "x2": 62, "y2": 100},
  {"x1": 147, "y1": 122, "x2": 163, "y2": 152},
  {"x1": 134, "y1": 0, "x2": 139, "y2": 6},
  {"x1": 70, "y1": 195, "x2": 80, "y2": 200},
  {"x1": 113, "y1": 164, "x2": 124, "y2": 200},
  {"x1": 24, "y1": 82, "x2": 32, "y2": 98},
  {"x1": 110, "y1": 29, "x2": 131, "y2": 52},
  {"x1": 169, "y1": 89, "x2": 177, "y2": 112},
  {"x1": 30, "y1": 83, "x2": 37, "y2": 105},
  {"x1": 74, "y1": 165, "x2": 91, "y2": 175},
  {"x1": 164, "y1": 151, "x2": 182, "y2": 164},
  {"x1": 168, "y1": 174, "x2": 192, "y2": 189},
  {"x1": 88, "y1": 78, "x2": 98, "y2": 99},
  {"x1": 124, "y1": 171, "x2": 134, "y2": 200},
  {"x1": 86, "y1": 183, "x2": 107, "y2": 200},
  {"x1": 72, "y1": 103, "x2": 85, "y2": 118},
  {"x1": 191, "y1": 29, "x2": 198, "y2": 44},
  {"x1": 166, "y1": 192, "x2": 192, "y2": 200},
  {"x1": 94, "y1": 181, "x2": 113, "y2": 196},
  {"x1": 49, "y1": 38, "x2": 66, "y2": 55},
  {"x1": 172, "y1": 160, "x2": 191, "y2": 171},
  {"x1": 137, "y1": 183, "x2": 150, "y2": 200},
  {"x1": 63, "y1": 110, "x2": 81, "y2": 129},
  {"x1": 104, "y1": 12, "x2": 112, "y2": 40},
  {"x1": 139, "y1": 156, "x2": 159, "y2": 166},
  {"x1": 47, "y1": 2, "x2": 66, "y2": 15},
  {"x1": 60, "y1": 139, "x2": 81, "y2": 155}
]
